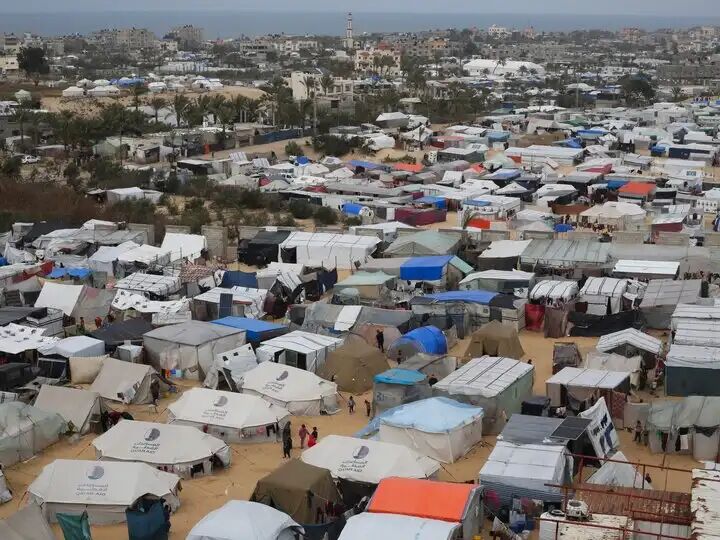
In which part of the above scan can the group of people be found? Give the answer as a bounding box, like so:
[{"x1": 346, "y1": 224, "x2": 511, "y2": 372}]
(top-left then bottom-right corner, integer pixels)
[
  {"x1": 76, "y1": 313, "x2": 116, "y2": 334},
  {"x1": 282, "y1": 422, "x2": 319, "y2": 458}
]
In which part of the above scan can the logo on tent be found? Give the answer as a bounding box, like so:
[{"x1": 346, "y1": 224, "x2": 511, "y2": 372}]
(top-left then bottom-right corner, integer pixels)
[
  {"x1": 213, "y1": 396, "x2": 228, "y2": 407},
  {"x1": 144, "y1": 428, "x2": 161, "y2": 442},
  {"x1": 276, "y1": 370, "x2": 289, "y2": 382},
  {"x1": 87, "y1": 465, "x2": 105, "y2": 480},
  {"x1": 352, "y1": 445, "x2": 369, "y2": 459}
]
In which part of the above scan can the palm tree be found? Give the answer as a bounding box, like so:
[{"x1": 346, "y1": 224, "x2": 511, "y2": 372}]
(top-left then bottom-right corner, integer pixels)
[
  {"x1": 216, "y1": 103, "x2": 236, "y2": 144},
  {"x1": 148, "y1": 96, "x2": 167, "y2": 124},
  {"x1": 671, "y1": 86, "x2": 685, "y2": 103},
  {"x1": 129, "y1": 84, "x2": 147, "y2": 113},
  {"x1": 10, "y1": 105, "x2": 31, "y2": 151},
  {"x1": 49, "y1": 109, "x2": 76, "y2": 151},
  {"x1": 320, "y1": 73, "x2": 334, "y2": 96},
  {"x1": 301, "y1": 75, "x2": 316, "y2": 100},
  {"x1": 169, "y1": 94, "x2": 191, "y2": 128}
]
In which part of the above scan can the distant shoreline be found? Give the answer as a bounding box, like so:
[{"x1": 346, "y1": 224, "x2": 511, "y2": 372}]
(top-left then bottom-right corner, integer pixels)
[{"x1": 2, "y1": 11, "x2": 719, "y2": 38}]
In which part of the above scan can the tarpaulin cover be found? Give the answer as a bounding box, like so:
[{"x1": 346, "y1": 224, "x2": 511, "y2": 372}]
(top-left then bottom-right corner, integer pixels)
[
  {"x1": 90, "y1": 318, "x2": 154, "y2": 345},
  {"x1": 48, "y1": 267, "x2": 92, "y2": 280},
  {"x1": 554, "y1": 224, "x2": 574, "y2": 232},
  {"x1": 423, "y1": 290, "x2": 497, "y2": 304},
  {"x1": 57, "y1": 512, "x2": 92, "y2": 540},
  {"x1": 0, "y1": 258, "x2": 7, "y2": 266},
  {"x1": 399, "y1": 256, "x2": 453, "y2": 281},
  {"x1": 126, "y1": 500, "x2": 169, "y2": 540},
  {"x1": 393, "y1": 326, "x2": 447, "y2": 355},
  {"x1": 525, "y1": 303, "x2": 545, "y2": 331},
  {"x1": 212, "y1": 317, "x2": 287, "y2": 342},
  {"x1": 374, "y1": 368, "x2": 427, "y2": 386},
  {"x1": 220, "y1": 271, "x2": 258, "y2": 289},
  {"x1": 416, "y1": 196, "x2": 447, "y2": 209},
  {"x1": 569, "y1": 310, "x2": 640, "y2": 337},
  {"x1": 342, "y1": 203, "x2": 365, "y2": 216},
  {"x1": 607, "y1": 179, "x2": 629, "y2": 190}
]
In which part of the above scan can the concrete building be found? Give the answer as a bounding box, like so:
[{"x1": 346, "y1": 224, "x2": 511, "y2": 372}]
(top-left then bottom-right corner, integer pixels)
[
  {"x1": 169, "y1": 25, "x2": 204, "y2": 50},
  {"x1": 658, "y1": 63, "x2": 720, "y2": 84},
  {"x1": 355, "y1": 46, "x2": 402, "y2": 77},
  {"x1": 464, "y1": 58, "x2": 545, "y2": 77}
]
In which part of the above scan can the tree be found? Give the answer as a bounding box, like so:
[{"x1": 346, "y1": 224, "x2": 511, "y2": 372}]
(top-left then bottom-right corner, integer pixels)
[
  {"x1": 64, "y1": 162, "x2": 81, "y2": 190},
  {"x1": 17, "y1": 47, "x2": 49, "y2": 84},
  {"x1": 10, "y1": 105, "x2": 31, "y2": 151},
  {"x1": 0, "y1": 157, "x2": 22, "y2": 180},
  {"x1": 285, "y1": 141, "x2": 304, "y2": 157},
  {"x1": 620, "y1": 76, "x2": 655, "y2": 106},
  {"x1": 148, "y1": 96, "x2": 167, "y2": 124},
  {"x1": 313, "y1": 206, "x2": 338, "y2": 225},
  {"x1": 671, "y1": 86, "x2": 685, "y2": 102},
  {"x1": 215, "y1": 103, "x2": 236, "y2": 142},
  {"x1": 320, "y1": 73, "x2": 334, "y2": 96},
  {"x1": 130, "y1": 84, "x2": 147, "y2": 115},
  {"x1": 169, "y1": 94, "x2": 192, "y2": 128}
]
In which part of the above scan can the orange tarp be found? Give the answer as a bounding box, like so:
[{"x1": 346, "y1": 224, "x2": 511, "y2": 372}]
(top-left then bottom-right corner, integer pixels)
[
  {"x1": 618, "y1": 182, "x2": 654, "y2": 196},
  {"x1": 394, "y1": 163, "x2": 424, "y2": 173},
  {"x1": 367, "y1": 477, "x2": 475, "y2": 522}
]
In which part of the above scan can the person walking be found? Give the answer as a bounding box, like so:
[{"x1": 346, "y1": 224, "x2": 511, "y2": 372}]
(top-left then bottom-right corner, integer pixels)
[
  {"x1": 299, "y1": 424, "x2": 309, "y2": 449},
  {"x1": 311, "y1": 426, "x2": 318, "y2": 441},
  {"x1": 150, "y1": 378, "x2": 160, "y2": 409},
  {"x1": 634, "y1": 421, "x2": 643, "y2": 443},
  {"x1": 348, "y1": 396, "x2": 355, "y2": 414},
  {"x1": 282, "y1": 421, "x2": 292, "y2": 458},
  {"x1": 78, "y1": 317, "x2": 86, "y2": 334},
  {"x1": 364, "y1": 399, "x2": 371, "y2": 417},
  {"x1": 376, "y1": 329, "x2": 385, "y2": 353}
]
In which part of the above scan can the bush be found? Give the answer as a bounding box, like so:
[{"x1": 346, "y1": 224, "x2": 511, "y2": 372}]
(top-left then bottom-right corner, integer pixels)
[
  {"x1": 289, "y1": 199, "x2": 315, "y2": 219},
  {"x1": 276, "y1": 213, "x2": 297, "y2": 227},
  {"x1": 314, "y1": 206, "x2": 338, "y2": 226},
  {"x1": 285, "y1": 141, "x2": 304, "y2": 157},
  {"x1": 311, "y1": 135, "x2": 361, "y2": 157},
  {"x1": 179, "y1": 198, "x2": 211, "y2": 233},
  {"x1": 343, "y1": 215, "x2": 362, "y2": 226}
]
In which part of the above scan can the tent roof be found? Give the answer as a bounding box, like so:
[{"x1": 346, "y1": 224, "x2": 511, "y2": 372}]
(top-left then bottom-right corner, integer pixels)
[
  {"x1": 0, "y1": 324, "x2": 58, "y2": 355},
  {"x1": 187, "y1": 500, "x2": 302, "y2": 540},
  {"x1": 640, "y1": 279, "x2": 701, "y2": 308},
  {"x1": 211, "y1": 317, "x2": 286, "y2": 340},
  {"x1": 240, "y1": 360, "x2": 338, "y2": 402},
  {"x1": 368, "y1": 477, "x2": 477, "y2": 522},
  {"x1": 168, "y1": 388, "x2": 289, "y2": 429},
  {"x1": 464, "y1": 321, "x2": 525, "y2": 360},
  {"x1": 530, "y1": 280, "x2": 579, "y2": 301},
  {"x1": 336, "y1": 271, "x2": 395, "y2": 287},
  {"x1": 378, "y1": 397, "x2": 483, "y2": 433},
  {"x1": 90, "y1": 317, "x2": 154, "y2": 345},
  {"x1": 144, "y1": 320, "x2": 244, "y2": 346},
  {"x1": 479, "y1": 440, "x2": 567, "y2": 482},
  {"x1": 317, "y1": 336, "x2": 389, "y2": 394},
  {"x1": 301, "y1": 434, "x2": 440, "y2": 483},
  {"x1": 0, "y1": 505, "x2": 56, "y2": 540},
  {"x1": 93, "y1": 419, "x2": 228, "y2": 464},
  {"x1": 28, "y1": 459, "x2": 179, "y2": 507},
  {"x1": 33, "y1": 385, "x2": 99, "y2": 432},
  {"x1": 160, "y1": 232, "x2": 207, "y2": 260},
  {"x1": 434, "y1": 356, "x2": 533, "y2": 398},
  {"x1": 386, "y1": 231, "x2": 459, "y2": 256},
  {"x1": 547, "y1": 367, "x2": 630, "y2": 389},
  {"x1": 520, "y1": 239, "x2": 610, "y2": 267},
  {"x1": 339, "y1": 513, "x2": 458, "y2": 540},
  {"x1": 34, "y1": 282, "x2": 83, "y2": 316},
  {"x1": 596, "y1": 328, "x2": 662, "y2": 355},
  {"x1": 90, "y1": 357, "x2": 154, "y2": 401}
]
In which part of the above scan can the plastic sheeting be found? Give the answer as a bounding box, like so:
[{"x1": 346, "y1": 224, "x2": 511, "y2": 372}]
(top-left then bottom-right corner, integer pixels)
[
  {"x1": 399, "y1": 256, "x2": 453, "y2": 281},
  {"x1": 0, "y1": 402, "x2": 66, "y2": 466},
  {"x1": 388, "y1": 326, "x2": 447, "y2": 360}
]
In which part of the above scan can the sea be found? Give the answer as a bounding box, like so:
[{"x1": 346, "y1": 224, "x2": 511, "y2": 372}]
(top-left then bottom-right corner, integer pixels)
[{"x1": 2, "y1": 11, "x2": 720, "y2": 38}]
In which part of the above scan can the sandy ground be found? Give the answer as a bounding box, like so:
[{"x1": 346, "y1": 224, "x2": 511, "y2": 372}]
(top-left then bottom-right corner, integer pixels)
[{"x1": 0, "y1": 330, "x2": 697, "y2": 539}]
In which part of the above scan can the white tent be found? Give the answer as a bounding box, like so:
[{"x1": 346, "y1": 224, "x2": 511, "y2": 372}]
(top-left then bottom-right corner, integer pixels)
[
  {"x1": 143, "y1": 320, "x2": 246, "y2": 379},
  {"x1": 167, "y1": 388, "x2": 290, "y2": 443},
  {"x1": 204, "y1": 343, "x2": 258, "y2": 389},
  {"x1": 584, "y1": 351, "x2": 642, "y2": 387},
  {"x1": 580, "y1": 201, "x2": 646, "y2": 226},
  {"x1": 44, "y1": 335, "x2": 105, "y2": 358},
  {"x1": 87, "y1": 241, "x2": 139, "y2": 275},
  {"x1": 62, "y1": 86, "x2": 84, "y2": 98},
  {"x1": 34, "y1": 385, "x2": 103, "y2": 434},
  {"x1": 193, "y1": 286, "x2": 268, "y2": 319},
  {"x1": 339, "y1": 513, "x2": 458, "y2": 540},
  {"x1": 255, "y1": 330, "x2": 343, "y2": 373},
  {"x1": 28, "y1": 459, "x2": 181, "y2": 524},
  {"x1": 92, "y1": 419, "x2": 231, "y2": 478},
  {"x1": 376, "y1": 397, "x2": 484, "y2": 463},
  {"x1": 578, "y1": 398, "x2": 620, "y2": 459},
  {"x1": 578, "y1": 277, "x2": 629, "y2": 315},
  {"x1": 479, "y1": 441, "x2": 571, "y2": 506},
  {"x1": 596, "y1": 328, "x2": 663, "y2": 356},
  {"x1": 240, "y1": 361, "x2": 339, "y2": 415},
  {"x1": 587, "y1": 450, "x2": 652, "y2": 489},
  {"x1": 34, "y1": 282, "x2": 83, "y2": 316},
  {"x1": 114, "y1": 272, "x2": 181, "y2": 296},
  {"x1": 0, "y1": 402, "x2": 66, "y2": 466},
  {"x1": 0, "y1": 324, "x2": 58, "y2": 355},
  {"x1": 0, "y1": 505, "x2": 56, "y2": 540},
  {"x1": 161, "y1": 232, "x2": 207, "y2": 261},
  {"x1": 301, "y1": 434, "x2": 440, "y2": 485},
  {"x1": 117, "y1": 244, "x2": 172, "y2": 267},
  {"x1": 111, "y1": 290, "x2": 190, "y2": 315},
  {"x1": 188, "y1": 500, "x2": 303, "y2": 540},
  {"x1": 278, "y1": 232, "x2": 380, "y2": 269},
  {"x1": 529, "y1": 280, "x2": 579, "y2": 302},
  {"x1": 90, "y1": 357, "x2": 157, "y2": 404},
  {"x1": 546, "y1": 368, "x2": 630, "y2": 408}
]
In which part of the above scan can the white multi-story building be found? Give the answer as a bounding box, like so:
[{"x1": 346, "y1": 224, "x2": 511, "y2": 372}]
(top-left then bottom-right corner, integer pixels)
[
  {"x1": 289, "y1": 70, "x2": 354, "y2": 101},
  {"x1": 354, "y1": 47, "x2": 402, "y2": 77}
]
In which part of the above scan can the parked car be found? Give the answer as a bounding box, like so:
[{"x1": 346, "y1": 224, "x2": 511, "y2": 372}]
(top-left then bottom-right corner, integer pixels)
[{"x1": 21, "y1": 154, "x2": 40, "y2": 164}]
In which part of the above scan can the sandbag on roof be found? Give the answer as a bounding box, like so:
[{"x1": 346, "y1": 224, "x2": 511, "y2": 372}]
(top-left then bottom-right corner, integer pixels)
[{"x1": 317, "y1": 335, "x2": 389, "y2": 394}]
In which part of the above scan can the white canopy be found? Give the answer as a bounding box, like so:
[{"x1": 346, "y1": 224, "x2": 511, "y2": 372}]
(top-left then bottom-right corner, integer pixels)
[
  {"x1": 301, "y1": 434, "x2": 440, "y2": 484},
  {"x1": 112, "y1": 290, "x2": 190, "y2": 314},
  {"x1": 529, "y1": 280, "x2": 579, "y2": 302},
  {"x1": 193, "y1": 286, "x2": 268, "y2": 319},
  {"x1": 279, "y1": 232, "x2": 380, "y2": 269},
  {"x1": 587, "y1": 451, "x2": 651, "y2": 489},
  {"x1": 28, "y1": 459, "x2": 180, "y2": 523},
  {"x1": 161, "y1": 232, "x2": 207, "y2": 261},
  {"x1": 596, "y1": 328, "x2": 662, "y2": 356},
  {"x1": 433, "y1": 356, "x2": 533, "y2": 399},
  {"x1": 88, "y1": 241, "x2": 139, "y2": 274},
  {"x1": 240, "y1": 361, "x2": 339, "y2": 416},
  {"x1": 114, "y1": 272, "x2": 181, "y2": 296},
  {"x1": 93, "y1": 419, "x2": 230, "y2": 466},
  {"x1": 168, "y1": 388, "x2": 289, "y2": 431},
  {"x1": 188, "y1": 500, "x2": 303, "y2": 540},
  {"x1": 117, "y1": 244, "x2": 171, "y2": 266},
  {"x1": 339, "y1": 513, "x2": 458, "y2": 540},
  {"x1": 580, "y1": 201, "x2": 646, "y2": 223},
  {"x1": 35, "y1": 282, "x2": 83, "y2": 316}
]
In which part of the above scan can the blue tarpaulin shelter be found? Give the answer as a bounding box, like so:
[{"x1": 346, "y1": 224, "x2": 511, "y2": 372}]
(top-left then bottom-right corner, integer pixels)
[
  {"x1": 48, "y1": 267, "x2": 92, "y2": 280},
  {"x1": 212, "y1": 316, "x2": 287, "y2": 342},
  {"x1": 296, "y1": 156, "x2": 309, "y2": 165},
  {"x1": 0, "y1": 257, "x2": 7, "y2": 266},
  {"x1": 423, "y1": 290, "x2": 497, "y2": 305},
  {"x1": 126, "y1": 500, "x2": 169, "y2": 540},
  {"x1": 554, "y1": 223, "x2": 574, "y2": 233},
  {"x1": 399, "y1": 256, "x2": 453, "y2": 281},
  {"x1": 220, "y1": 271, "x2": 258, "y2": 289},
  {"x1": 607, "y1": 179, "x2": 629, "y2": 190},
  {"x1": 348, "y1": 160, "x2": 386, "y2": 171},
  {"x1": 374, "y1": 368, "x2": 426, "y2": 385},
  {"x1": 342, "y1": 203, "x2": 365, "y2": 216},
  {"x1": 415, "y1": 196, "x2": 447, "y2": 209},
  {"x1": 391, "y1": 326, "x2": 447, "y2": 355}
]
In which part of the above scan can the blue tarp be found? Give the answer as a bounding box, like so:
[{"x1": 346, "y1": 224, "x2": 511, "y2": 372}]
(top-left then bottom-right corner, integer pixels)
[
  {"x1": 607, "y1": 179, "x2": 629, "y2": 190},
  {"x1": 348, "y1": 159, "x2": 385, "y2": 171},
  {"x1": 212, "y1": 317, "x2": 286, "y2": 341},
  {"x1": 0, "y1": 257, "x2": 7, "y2": 266},
  {"x1": 394, "y1": 326, "x2": 447, "y2": 354},
  {"x1": 342, "y1": 203, "x2": 365, "y2": 216},
  {"x1": 559, "y1": 138, "x2": 583, "y2": 148},
  {"x1": 296, "y1": 156, "x2": 309, "y2": 165},
  {"x1": 374, "y1": 368, "x2": 426, "y2": 385},
  {"x1": 424, "y1": 290, "x2": 498, "y2": 304},
  {"x1": 415, "y1": 196, "x2": 446, "y2": 209},
  {"x1": 487, "y1": 169, "x2": 521, "y2": 181},
  {"x1": 126, "y1": 500, "x2": 169, "y2": 540},
  {"x1": 554, "y1": 223, "x2": 574, "y2": 232},
  {"x1": 463, "y1": 199, "x2": 492, "y2": 208},
  {"x1": 487, "y1": 131, "x2": 511, "y2": 142},
  {"x1": 399, "y1": 255, "x2": 453, "y2": 281},
  {"x1": 378, "y1": 397, "x2": 484, "y2": 433},
  {"x1": 220, "y1": 271, "x2": 258, "y2": 289},
  {"x1": 48, "y1": 267, "x2": 92, "y2": 280}
]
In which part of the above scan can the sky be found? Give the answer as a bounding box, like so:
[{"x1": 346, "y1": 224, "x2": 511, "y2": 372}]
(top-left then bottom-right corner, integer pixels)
[{"x1": 9, "y1": 0, "x2": 720, "y2": 16}]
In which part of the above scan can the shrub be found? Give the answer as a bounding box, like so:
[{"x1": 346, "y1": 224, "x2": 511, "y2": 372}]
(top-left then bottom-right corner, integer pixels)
[
  {"x1": 314, "y1": 206, "x2": 338, "y2": 225},
  {"x1": 285, "y1": 141, "x2": 304, "y2": 157},
  {"x1": 343, "y1": 215, "x2": 362, "y2": 226},
  {"x1": 276, "y1": 213, "x2": 297, "y2": 227},
  {"x1": 289, "y1": 199, "x2": 315, "y2": 219}
]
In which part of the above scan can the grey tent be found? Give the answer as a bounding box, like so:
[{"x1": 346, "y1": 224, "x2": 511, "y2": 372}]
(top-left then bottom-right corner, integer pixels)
[
  {"x1": 0, "y1": 504, "x2": 55, "y2": 540},
  {"x1": 0, "y1": 402, "x2": 66, "y2": 466}
]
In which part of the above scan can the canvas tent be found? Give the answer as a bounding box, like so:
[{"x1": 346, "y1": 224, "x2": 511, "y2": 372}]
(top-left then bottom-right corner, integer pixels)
[
  {"x1": 339, "y1": 513, "x2": 459, "y2": 540},
  {"x1": 316, "y1": 335, "x2": 389, "y2": 394},
  {"x1": 477, "y1": 240, "x2": 532, "y2": 271},
  {"x1": 168, "y1": 387, "x2": 290, "y2": 443},
  {"x1": 143, "y1": 320, "x2": 246, "y2": 379},
  {"x1": 192, "y1": 286, "x2": 268, "y2": 319},
  {"x1": 372, "y1": 368, "x2": 432, "y2": 415},
  {"x1": 90, "y1": 357, "x2": 158, "y2": 404},
  {"x1": 376, "y1": 397, "x2": 484, "y2": 463},
  {"x1": 279, "y1": 232, "x2": 380, "y2": 269},
  {"x1": 385, "y1": 231, "x2": 459, "y2": 257},
  {"x1": 93, "y1": 419, "x2": 231, "y2": 478},
  {"x1": 479, "y1": 441, "x2": 572, "y2": 508},
  {"x1": 666, "y1": 344, "x2": 720, "y2": 396},
  {"x1": 161, "y1": 232, "x2": 207, "y2": 261},
  {"x1": 0, "y1": 402, "x2": 66, "y2": 466},
  {"x1": 203, "y1": 343, "x2": 258, "y2": 390},
  {"x1": 89, "y1": 317, "x2": 154, "y2": 347},
  {"x1": 463, "y1": 320, "x2": 525, "y2": 360},
  {"x1": 578, "y1": 277, "x2": 629, "y2": 316},
  {"x1": 251, "y1": 459, "x2": 342, "y2": 524},
  {"x1": 578, "y1": 398, "x2": 620, "y2": 459},
  {"x1": 33, "y1": 385, "x2": 103, "y2": 434},
  {"x1": 433, "y1": 356, "x2": 534, "y2": 434},
  {"x1": 546, "y1": 367, "x2": 630, "y2": 409},
  {"x1": 640, "y1": 279, "x2": 701, "y2": 329},
  {"x1": 35, "y1": 282, "x2": 113, "y2": 321},
  {"x1": 596, "y1": 328, "x2": 663, "y2": 358},
  {"x1": 387, "y1": 326, "x2": 447, "y2": 362},
  {"x1": 44, "y1": 335, "x2": 105, "y2": 358},
  {"x1": 187, "y1": 500, "x2": 304, "y2": 540},
  {"x1": 586, "y1": 451, "x2": 652, "y2": 489},
  {"x1": 301, "y1": 435, "x2": 440, "y2": 491},
  {"x1": 367, "y1": 477, "x2": 483, "y2": 540},
  {"x1": 459, "y1": 270, "x2": 534, "y2": 294},
  {"x1": 0, "y1": 504, "x2": 56, "y2": 540},
  {"x1": 645, "y1": 396, "x2": 720, "y2": 459},
  {"x1": 240, "y1": 361, "x2": 339, "y2": 415},
  {"x1": 529, "y1": 280, "x2": 579, "y2": 303},
  {"x1": 28, "y1": 459, "x2": 181, "y2": 524},
  {"x1": 255, "y1": 330, "x2": 343, "y2": 373}
]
